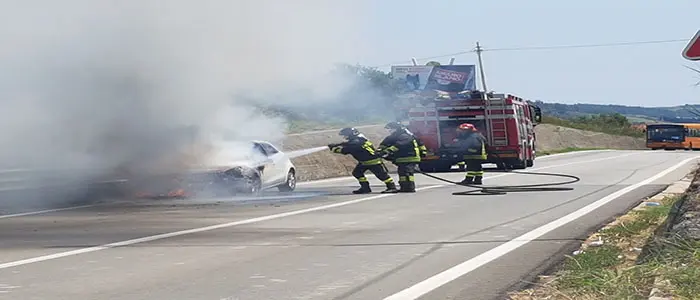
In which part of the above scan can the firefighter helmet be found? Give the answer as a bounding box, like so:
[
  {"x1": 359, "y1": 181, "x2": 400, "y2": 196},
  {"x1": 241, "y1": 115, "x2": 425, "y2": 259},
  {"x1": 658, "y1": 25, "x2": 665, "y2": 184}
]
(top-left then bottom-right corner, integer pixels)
[
  {"x1": 458, "y1": 123, "x2": 476, "y2": 131},
  {"x1": 385, "y1": 121, "x2": 404, "y2": 132},
  {"x1": 339, "y1": 127, "x2": 360, "y2": 139}
]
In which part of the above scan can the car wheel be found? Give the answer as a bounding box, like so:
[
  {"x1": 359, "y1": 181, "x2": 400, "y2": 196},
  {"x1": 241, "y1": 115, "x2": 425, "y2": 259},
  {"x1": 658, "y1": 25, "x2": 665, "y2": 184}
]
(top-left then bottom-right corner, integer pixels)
[{"x1": 277, "y1": 169, "x2": 296, "y2": 192}]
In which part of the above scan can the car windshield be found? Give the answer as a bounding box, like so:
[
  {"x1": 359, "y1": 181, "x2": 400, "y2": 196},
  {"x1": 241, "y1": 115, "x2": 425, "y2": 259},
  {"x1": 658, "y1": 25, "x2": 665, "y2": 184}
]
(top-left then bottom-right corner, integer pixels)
[{"x1": 647, "y1": 125, "x2": 685, "y2": 142}]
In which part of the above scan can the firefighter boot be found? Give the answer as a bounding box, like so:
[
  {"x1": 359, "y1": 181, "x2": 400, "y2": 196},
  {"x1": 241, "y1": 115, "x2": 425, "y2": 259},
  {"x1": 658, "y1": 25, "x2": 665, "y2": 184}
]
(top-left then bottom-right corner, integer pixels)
[
  {"x1": 407, "y1": 181, "x2": 416, "y2": 192},
  {"x1": 399, "y1": 181, "x2": 416, "y2": 193},
  {"x1": 474, "y1": 176, "x2": 483, "y2": 185},
  {"x1": 381, "y1": 181, "x2": 399, "y2": 194},
  {"x1": 459, "y1": 176, "x2": 474, "y2": 185},
  {"x1": 352, "y1": 182, "x2": 372, "y2": 194}
]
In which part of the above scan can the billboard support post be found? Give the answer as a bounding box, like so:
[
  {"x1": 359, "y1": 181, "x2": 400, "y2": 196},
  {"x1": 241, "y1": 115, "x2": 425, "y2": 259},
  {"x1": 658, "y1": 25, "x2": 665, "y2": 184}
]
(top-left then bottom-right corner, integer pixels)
[{"x1": 475, "y1": 41, "x2": 488, "y2": 92}]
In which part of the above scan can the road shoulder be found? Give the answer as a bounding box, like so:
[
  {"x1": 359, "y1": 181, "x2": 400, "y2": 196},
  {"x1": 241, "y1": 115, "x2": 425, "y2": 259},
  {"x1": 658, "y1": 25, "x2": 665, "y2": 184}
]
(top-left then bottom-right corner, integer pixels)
[{"x1": 507, "y1": 164, "x2": 699, "y2": 300}]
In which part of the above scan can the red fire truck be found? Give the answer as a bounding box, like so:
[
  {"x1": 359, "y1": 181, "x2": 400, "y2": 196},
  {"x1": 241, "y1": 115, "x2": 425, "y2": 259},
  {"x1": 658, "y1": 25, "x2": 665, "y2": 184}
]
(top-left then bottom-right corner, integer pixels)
[{"x1": 400, "y1": 90, "x2": 542, "y2": 172}]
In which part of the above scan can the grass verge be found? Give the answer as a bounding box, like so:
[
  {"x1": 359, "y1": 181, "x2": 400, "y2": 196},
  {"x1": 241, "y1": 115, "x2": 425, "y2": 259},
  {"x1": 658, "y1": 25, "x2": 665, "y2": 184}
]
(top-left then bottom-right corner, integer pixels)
[
  {"x1": 509, "y1": 190, "x2": 699, "y2": 300},
  {"x1": 542, "y1": 115, "x2": 645, "y2": 138}
]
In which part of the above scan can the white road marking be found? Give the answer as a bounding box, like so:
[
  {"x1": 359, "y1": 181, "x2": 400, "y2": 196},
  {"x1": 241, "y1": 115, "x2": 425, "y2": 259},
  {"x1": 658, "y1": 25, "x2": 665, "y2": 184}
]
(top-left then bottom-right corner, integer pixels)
[
  {"x1": 382, "y1": 155, "x2": 700, "y2": 300},
  {"x1": 0, "y1": 152, "x2": 641, "y2": 270},
  {"x1": 0, "y1": 205, "x2": 97, "y2": 220}
]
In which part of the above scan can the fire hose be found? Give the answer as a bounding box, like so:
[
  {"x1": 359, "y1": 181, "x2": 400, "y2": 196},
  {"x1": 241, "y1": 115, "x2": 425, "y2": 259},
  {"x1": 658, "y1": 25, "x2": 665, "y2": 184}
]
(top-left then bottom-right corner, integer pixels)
[
  {"x1": 416, "y1": 169, "x2": 580, "y2": 196},
  {"x1": 411, "y1": 153, "x2": 580, "y2": 196}
]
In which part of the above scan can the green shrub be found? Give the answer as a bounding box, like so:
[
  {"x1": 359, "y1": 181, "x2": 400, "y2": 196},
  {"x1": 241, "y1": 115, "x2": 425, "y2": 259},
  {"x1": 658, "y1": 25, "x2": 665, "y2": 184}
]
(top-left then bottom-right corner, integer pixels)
[{"x1": 542, "y1": 113, "x2": 644, "y2": 138}]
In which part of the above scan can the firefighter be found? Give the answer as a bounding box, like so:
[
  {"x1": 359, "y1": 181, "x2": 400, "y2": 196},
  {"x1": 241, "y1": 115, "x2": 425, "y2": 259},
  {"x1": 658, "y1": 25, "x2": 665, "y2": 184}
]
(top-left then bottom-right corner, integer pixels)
[
  {"x1": 452, "y1": 123, "x2": 487, "y2": 185},
  {"x1": 328, "y1": 127, "x2": 399, "y2": 194},
  {"x1": 378, "y1": 121, "x2": 423, "y2": 193},
  {"x1": 403, "y1": 126, "x2": 429, "y2": 159}
]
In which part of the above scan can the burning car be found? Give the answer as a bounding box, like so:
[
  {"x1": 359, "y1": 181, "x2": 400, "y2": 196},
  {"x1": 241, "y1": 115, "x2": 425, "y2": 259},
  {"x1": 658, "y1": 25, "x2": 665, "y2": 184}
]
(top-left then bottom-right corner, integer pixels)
[{"x1": 132, "y1": 140, "x2": 297, "y2": 198}]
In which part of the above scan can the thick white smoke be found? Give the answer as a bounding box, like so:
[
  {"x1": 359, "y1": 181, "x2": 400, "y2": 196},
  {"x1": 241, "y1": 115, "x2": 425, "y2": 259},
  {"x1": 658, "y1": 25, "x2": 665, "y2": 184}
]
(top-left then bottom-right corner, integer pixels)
[{"x1": 0, "y1": 0, "x2": 371, "y2": 207}]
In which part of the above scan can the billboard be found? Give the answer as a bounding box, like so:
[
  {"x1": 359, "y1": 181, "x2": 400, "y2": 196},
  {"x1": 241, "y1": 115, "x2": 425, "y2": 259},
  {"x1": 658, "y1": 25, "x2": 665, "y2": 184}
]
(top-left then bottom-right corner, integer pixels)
[{"x1": 391, "y1": 65, "x2": 477, "y2": 93}]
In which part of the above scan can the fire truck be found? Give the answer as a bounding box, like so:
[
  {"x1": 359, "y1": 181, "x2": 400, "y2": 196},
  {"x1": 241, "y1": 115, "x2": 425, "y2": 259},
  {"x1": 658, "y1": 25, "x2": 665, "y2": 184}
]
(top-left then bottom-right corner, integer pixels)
[{"x1": 400, "y1": 89, "x2": 542, "y2": 172}]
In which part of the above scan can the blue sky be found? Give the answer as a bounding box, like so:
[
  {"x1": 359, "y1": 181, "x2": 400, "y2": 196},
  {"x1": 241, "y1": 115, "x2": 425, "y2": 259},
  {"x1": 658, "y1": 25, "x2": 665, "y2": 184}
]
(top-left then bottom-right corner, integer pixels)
[{"x1": 351, "y1": 0, "x2": 698, "y2": 107}]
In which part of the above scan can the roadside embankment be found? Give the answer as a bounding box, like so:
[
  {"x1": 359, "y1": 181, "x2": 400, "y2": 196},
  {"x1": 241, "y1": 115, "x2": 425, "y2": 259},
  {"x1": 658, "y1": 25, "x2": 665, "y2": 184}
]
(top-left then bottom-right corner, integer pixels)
[
  {"x1": 508, "y1": 164, "x2": 700, "y2": 300},
  {"x1": 282, "y1": 124, "x2": 646, "y2": 182}
]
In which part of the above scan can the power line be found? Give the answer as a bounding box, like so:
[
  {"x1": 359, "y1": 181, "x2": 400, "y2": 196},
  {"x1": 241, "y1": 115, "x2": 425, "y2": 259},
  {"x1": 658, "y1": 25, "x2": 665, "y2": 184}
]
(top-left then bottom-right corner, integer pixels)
[
  {"x1": 485, "y1": 39, "x2": 689, "y2": 52},
  {"x1": 371, "y1": 38, "x2": 690, "y2": 68}
]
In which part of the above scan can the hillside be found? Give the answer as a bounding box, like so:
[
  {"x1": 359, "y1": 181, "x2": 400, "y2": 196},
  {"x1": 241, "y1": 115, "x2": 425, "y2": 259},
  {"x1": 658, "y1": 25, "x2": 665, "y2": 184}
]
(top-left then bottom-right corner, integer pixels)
[
  {"x1": 282, "y1": 124, "x2": 645, "y2": 182},
  {"x1": 535, "y1": 101, "x2": 700, "y2": 123}
]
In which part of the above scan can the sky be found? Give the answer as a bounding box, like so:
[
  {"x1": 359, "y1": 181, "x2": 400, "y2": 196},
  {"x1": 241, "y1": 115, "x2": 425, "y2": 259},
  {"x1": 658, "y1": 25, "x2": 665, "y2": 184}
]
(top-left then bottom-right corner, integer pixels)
[{"x1": 345, "y1": 0, "x2": 699, "y2": 107}]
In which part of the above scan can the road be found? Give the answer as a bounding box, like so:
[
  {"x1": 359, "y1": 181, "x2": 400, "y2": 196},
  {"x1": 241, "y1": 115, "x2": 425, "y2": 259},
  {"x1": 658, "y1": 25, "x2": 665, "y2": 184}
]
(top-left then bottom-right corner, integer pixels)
[{"x1": 0, "y1": 150, "x2": 698, "y2": 300}]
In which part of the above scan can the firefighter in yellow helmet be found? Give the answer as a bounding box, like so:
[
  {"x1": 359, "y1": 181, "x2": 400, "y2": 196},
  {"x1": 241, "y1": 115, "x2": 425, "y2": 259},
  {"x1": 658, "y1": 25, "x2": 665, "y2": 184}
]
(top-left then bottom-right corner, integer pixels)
[
  {"x1": 453, "y1": 123, "x2": 487, "y2": 185},
  {"x1": 328, "y1": 127, "x2": 399, "y2": 194}
]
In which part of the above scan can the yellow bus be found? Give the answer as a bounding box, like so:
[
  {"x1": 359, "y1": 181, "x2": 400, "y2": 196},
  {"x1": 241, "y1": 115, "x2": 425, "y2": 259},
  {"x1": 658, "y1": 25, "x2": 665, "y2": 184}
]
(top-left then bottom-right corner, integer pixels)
[{"x1": 646, "y1": 123, "x2": 700, "y2": 150}]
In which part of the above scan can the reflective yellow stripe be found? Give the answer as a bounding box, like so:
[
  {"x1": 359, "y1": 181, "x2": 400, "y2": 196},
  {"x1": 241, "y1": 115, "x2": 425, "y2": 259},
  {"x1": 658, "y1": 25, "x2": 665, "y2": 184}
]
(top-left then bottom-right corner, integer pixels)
[
  {"x1": 358, "y1": 177, "x2": 368, "y2": 182},
  {"x1": 467, "y1": 171, "x2": 484, "y2": 176},
  {"x1": 395, "y1": 156, "x2": 421, "y2": 163},
  {"x1": 407, "y1": 175, "x2": 415, "y2": 182},
  {"x1": 362, "y1": 141, "x2": 376, "y2": 155},
  {"x1": 360, "y1": 158, "x2": 382, "y2": 165},
  {"x1": 331, "y1": 146, "x2": 343, "y2": 153},
  {"x1": 383, "y1": 177, "x2": 394, "y2": 183},
  {"x1": 399, "y1": 176, "x2": 407, "y2": 182},
  {"x1": 386, "y1": 145, "x2": 399, "y2": 152}
]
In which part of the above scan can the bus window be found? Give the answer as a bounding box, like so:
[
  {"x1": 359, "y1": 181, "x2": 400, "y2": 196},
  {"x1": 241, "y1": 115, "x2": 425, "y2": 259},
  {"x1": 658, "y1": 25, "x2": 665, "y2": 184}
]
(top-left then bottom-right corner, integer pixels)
[{"x1": 647, "y1": 125, "x2": 685, "y2": 142}]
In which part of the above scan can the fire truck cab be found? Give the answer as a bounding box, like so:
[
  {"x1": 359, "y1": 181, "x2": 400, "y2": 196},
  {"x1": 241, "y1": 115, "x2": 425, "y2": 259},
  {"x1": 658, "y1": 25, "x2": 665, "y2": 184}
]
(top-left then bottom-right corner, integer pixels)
[{"x1": 403, "y1": 90, "x2": 542, "y2": 172}]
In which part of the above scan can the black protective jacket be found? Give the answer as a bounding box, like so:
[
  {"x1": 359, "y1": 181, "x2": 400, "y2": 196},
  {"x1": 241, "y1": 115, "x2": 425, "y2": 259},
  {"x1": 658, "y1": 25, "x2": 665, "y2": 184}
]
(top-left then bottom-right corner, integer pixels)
[
  {"x1": 452, "y1": 131, "x2": 488, "y2": 160},
  {"x1": 379, "y1": 129, "x2": 422, "y2": 163},
  {"x1": 329, "y1": 136, "x2": 382, "y2": 165}
]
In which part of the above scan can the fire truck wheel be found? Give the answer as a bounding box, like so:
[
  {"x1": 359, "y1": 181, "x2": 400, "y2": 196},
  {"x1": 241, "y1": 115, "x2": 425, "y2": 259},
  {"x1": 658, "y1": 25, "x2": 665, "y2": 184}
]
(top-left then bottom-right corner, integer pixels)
[
  {"x1": 526, "y1": 159, "x2": 533, "y2": 167},
  {"x1": 509, "y1": 159, "x2": 527, "y2": 170},
  {"x1": 419, "y1": 163, "x2": 434, "y2": 172},
  {"x1": 419, "y1": 162, "x2": 452, "y2": 173}
]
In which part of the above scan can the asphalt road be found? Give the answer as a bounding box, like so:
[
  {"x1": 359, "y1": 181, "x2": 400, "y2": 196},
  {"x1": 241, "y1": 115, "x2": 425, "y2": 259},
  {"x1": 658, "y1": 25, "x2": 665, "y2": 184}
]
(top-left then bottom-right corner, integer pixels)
[{"x1": 0, "y1": 150, "x2": 698, "y2": 300}]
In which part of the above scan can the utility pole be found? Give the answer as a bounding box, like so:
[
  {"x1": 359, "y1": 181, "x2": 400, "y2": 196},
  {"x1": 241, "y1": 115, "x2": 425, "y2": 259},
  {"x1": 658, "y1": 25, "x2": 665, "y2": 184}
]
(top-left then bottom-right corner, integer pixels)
[{"x1": 475, "y1": 41, "x2": 488, "y2": 92}]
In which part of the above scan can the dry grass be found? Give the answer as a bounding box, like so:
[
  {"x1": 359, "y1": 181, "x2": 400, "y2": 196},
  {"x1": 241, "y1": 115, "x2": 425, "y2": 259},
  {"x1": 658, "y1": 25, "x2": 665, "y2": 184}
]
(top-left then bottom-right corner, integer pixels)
[{"x1": 508, "y1": 195, "x2": 689, "y2": 300}]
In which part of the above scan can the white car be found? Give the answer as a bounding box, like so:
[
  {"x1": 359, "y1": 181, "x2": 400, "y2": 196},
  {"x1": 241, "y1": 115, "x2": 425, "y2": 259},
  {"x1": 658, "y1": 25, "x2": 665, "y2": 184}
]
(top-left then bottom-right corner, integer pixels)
[
  {"x1": 133, "y1": 140, "x2": 297, "y2": 198},
  {"x1": 234, "y1": 140, "x2": 298, "y2": 194}
]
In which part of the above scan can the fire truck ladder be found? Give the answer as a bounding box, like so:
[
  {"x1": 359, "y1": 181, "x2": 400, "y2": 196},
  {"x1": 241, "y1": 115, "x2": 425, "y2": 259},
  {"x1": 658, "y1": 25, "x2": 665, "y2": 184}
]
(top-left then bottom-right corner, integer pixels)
[{"x1": 483, "y1": 93, "x2": 508, "y2": 146}]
